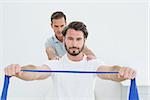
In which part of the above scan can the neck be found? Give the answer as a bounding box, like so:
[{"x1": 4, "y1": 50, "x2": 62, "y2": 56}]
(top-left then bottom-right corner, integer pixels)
[
  {"x1": 55, "y1": 35, "x2": 63, "y2": 42},
  {"x1": 67, "y1": 53, "x2": 84, "y2": 62}
]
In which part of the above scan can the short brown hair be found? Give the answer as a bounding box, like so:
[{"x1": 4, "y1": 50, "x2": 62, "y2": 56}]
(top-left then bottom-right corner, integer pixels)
[
  {"x1": 51, "y1": 11, "x2": 66, "y2": 23},
  {"x1": 62, "y1": 21, "x2": 88, "y2": 38}
]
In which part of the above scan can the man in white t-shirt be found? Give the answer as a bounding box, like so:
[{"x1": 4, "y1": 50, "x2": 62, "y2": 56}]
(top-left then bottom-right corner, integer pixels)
[{"x1": 4, "y1": 21, "x2": 136, "y2": 100}]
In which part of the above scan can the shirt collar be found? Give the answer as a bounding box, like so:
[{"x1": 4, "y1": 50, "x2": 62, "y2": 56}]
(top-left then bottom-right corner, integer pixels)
[{"x1": 63, "y1": 54, "x2": 87, "y2": 63}]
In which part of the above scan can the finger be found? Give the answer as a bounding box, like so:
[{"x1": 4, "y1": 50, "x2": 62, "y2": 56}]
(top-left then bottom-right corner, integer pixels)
[
  {"x1": 7, "y1": 65, "x2": 13, "y2": 76},
  {"x1": 117, "y1": 74, "x2": 120, "y2": 78},
  {"x1": 128, "y1": 69, "x2": 134, "y2": 79},
  {"x1": 56, "y1": 57, "x2": 60, "y2": 60},
  {"x1": 8, "y1": 64, "x2": 16, "y2": 76},
  {"x1": 15, "y1": 64, "x2": 21, "y2": 73},
  {"x1": 131, "y1": 70, "x2": 136, "y2": 79},
  {"x1": 119, "y1": 67, "x2": 129, "y2": 79},
  {"x1": 124, "y1": 67, "x2": 131, "y2": 79},
  {"x1": 4, "y1": 67, "x2": 8, "y2": 76},
  {"x1": 86, "y1": 57, "x2": 90, "y2": 61},
  {"x1": 10, "y1": 64, "x2": 16, "y2": 76},
  {"x1": 127, "y1": 68, "x2": 136, "y2": 79},
  {"x1": 119, "y1": 67, "x2": 125, "y2": 77}
]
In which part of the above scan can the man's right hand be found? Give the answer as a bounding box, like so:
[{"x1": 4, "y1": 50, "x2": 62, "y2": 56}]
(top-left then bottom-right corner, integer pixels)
[
  {"x1": 4, "y1": 64, "x2": 51, "y2": 81},
  {"x1": 4, "y1": 64, "x2": 22, "y2": 76}
]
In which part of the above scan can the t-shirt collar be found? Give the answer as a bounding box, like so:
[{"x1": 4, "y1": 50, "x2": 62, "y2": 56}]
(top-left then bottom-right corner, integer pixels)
[{"x1": 64, "y1": 54, "x2": 87, "y2": 63}]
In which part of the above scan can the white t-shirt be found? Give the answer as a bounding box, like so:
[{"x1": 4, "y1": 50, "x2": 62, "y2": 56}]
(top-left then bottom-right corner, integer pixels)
[{"x1": 45, "y1": 54, "x2": 103, "y2": 100}]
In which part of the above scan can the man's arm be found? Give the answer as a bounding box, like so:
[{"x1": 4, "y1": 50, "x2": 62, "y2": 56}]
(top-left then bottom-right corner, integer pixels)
[
  {"x1": 45, "y1": 38, "x2": 59, "y2": 60},
  {"x1": 4, "y1": 64, "x2": 51, "y2": 81},
  {"x1": 82, "y1": 45, "x2": 96, "y2": 60},
  {"x1": 46, "y1": 46, "x2": 59, "y2": 60},
  {"x1": 97, "y1": 65, "x2": 136, "y2": 82}
]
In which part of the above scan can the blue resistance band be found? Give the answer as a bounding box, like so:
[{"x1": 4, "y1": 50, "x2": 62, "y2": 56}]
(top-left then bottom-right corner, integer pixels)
[{"x1": 1, "y1": 70, "x2": 139, "y2": 100}]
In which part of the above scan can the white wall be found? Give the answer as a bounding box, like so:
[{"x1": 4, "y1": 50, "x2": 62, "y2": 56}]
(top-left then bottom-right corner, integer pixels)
[
  {"x1": 0, "y1": 2, "x2": 4, "y2": 97},
  {"x1": 0, "y1": 0, "x2": 149, "y2": 100}
]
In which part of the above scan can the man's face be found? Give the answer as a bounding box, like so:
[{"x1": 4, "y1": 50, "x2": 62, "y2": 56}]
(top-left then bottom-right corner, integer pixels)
[
  {"x1": 51, "y1": 17, "x2": 67, "y2": 38},
  {"x1": 64, "y1": 29, "x2": 85, "y2": 56}
]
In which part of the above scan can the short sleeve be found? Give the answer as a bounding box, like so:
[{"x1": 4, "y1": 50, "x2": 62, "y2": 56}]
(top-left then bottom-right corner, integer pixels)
[
  {"x1": 87, "y1": 59, "x2": 105, "y2": 71},
  {"x1": 45, "y1": 37, "x2": 53, "y2": 48},
  {"x1": 43, "y1": 60, "x2": 61, "y2": 70}
]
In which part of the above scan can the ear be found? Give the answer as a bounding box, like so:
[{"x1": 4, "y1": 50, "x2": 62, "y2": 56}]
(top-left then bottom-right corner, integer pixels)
[
  {"x1": 65, "y1": 21, "x2": 67, "y2": 25},
  {"x1": 51, "y1": 23, "x2": 53, "y2": 28}
]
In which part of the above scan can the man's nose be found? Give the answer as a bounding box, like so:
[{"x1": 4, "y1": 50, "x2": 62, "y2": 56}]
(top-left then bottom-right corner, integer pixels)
[
  {"x1": 72, "y1": 40, "x2": 77, "y2": 47},
  {"x1": 58, "y1": 27, "x2": 62, "y2": 32}
]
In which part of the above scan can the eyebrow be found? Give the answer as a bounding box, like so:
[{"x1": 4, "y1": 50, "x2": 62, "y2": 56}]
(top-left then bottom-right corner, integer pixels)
[{"x1": 67, "y1": 37, "x2": 83, "y2": 39}]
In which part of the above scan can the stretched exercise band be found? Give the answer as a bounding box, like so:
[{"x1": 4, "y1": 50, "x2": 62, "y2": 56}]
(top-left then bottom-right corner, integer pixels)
[{"x1": 1, "y1": 70, "x2": 139, "y2": 100}]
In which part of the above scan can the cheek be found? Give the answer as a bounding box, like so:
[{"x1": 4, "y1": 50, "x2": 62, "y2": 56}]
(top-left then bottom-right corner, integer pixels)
[
  {"x1": 62, "y1": 26, "x2": 65, "y2": 29},
  {"x1": 54, "y1": 28, "x2": 58, "y2": 32},
  {"x1": 78, "y1": 41, "x2": 84, "y2": 47},
  {"x1": 65, "y1": 39, "x2": 73, "y2": 44},
  {"x1": 53, "y1": 27, "x2": 59, "y2": 31},
  {"x1": 64, "y1": 40, "x2": 71, "y2": 47},
  {"x1": 52, "y1": 28, "x2": 56, "y2": 32}
]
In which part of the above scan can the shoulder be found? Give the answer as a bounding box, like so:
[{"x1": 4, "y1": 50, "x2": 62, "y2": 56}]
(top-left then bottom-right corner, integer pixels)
[
  {"x1": 87, "y1": 59, "x2": 104, "y2": 66},
  {"x1": 43, "y1": 60, "x2": 62, "y2": 69},
  {"x1": 45, "y1": 36, "x2": 55, "y2": 47},
  {"x1": 46, "y1": 36, "x2": 55, "y2": 43}
]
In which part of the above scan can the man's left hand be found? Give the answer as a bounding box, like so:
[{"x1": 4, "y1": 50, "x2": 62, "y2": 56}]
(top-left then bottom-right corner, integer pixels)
[{"x1": 86, "y1": 55, "x2": 96, "y2": 61}]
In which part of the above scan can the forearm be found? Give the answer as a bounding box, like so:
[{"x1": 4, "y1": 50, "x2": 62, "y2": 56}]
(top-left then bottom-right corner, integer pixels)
[
  {"x1": 97, "y1": 65, "x2": 127, "y2": 82},
  {"x1": 109, "y1": 66, "x2": 127, "y2": 82},
  {"x1": 46, "y1": 47, "x2": 58, "y2": 60},
  {"x1": 15, "y1": 65, "x2": 51, "y2": 81}
]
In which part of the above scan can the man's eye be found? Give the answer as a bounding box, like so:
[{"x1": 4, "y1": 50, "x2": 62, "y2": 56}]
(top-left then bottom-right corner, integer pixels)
[
  {"x1": 77, "y1": 38, "x2": 82, "y2": 41},
  {"x1": 68, "y1": 38, "x2": 73, "y2": 40},
  {"x1": 54, "y1": 26, "x2": 58, "y2": 27}
]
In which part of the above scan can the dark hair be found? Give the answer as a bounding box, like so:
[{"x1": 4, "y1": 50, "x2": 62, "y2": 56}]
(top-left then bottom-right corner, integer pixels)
[
  {"x1": 62, "y1": 21, "x2": 88, "y2": 38},
  {"x1": 51, "y1": 11, "x2": 66, "y2": 23}
]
